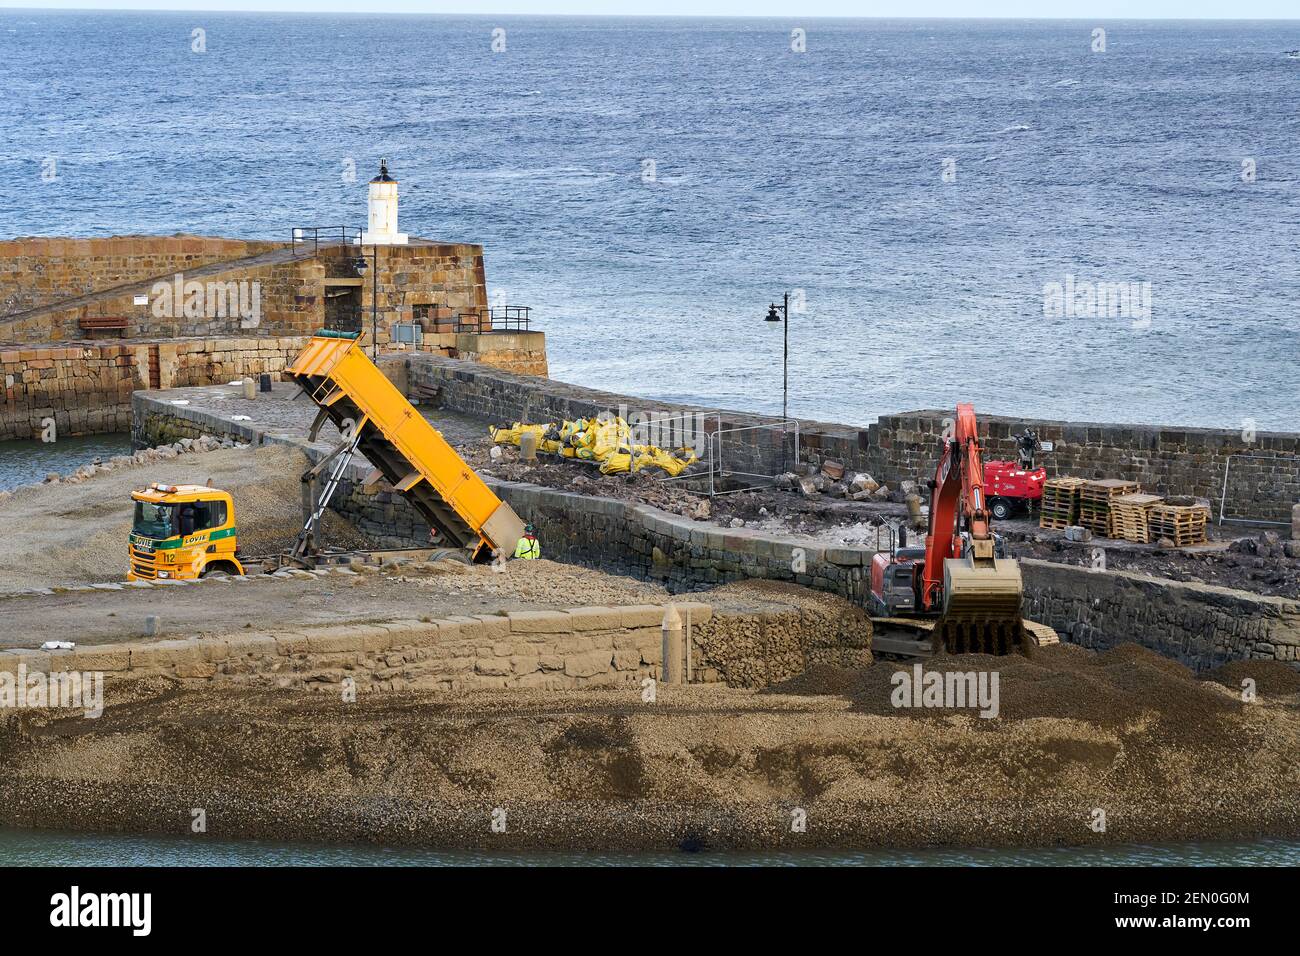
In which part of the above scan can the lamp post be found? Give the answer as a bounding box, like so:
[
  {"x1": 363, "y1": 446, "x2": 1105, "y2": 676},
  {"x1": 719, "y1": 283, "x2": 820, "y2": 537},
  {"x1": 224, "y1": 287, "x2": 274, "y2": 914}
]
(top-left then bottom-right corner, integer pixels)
[
  {"x1": 353, "y1": 247, "x2": 380, "y2": 359},
  {"x1": 764, "y1": 292, "x2": 790, "y2": 422}
]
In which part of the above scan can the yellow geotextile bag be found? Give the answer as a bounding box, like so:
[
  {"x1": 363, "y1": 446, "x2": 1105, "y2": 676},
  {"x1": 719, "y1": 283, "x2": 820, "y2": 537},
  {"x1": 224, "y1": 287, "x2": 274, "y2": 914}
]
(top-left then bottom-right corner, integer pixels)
[
  {"x1": 490, "y1": 423, "x2": 549, "y2": 446},
  {"x1": 633, "y1": 448, "x2": 697, "y2": 477},
  {"x1": 600, "y1": 453, "x2": 633, "y2": 475}
]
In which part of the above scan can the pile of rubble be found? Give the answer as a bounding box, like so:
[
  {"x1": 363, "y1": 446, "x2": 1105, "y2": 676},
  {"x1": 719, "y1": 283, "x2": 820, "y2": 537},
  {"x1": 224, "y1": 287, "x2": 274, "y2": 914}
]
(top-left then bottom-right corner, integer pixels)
[
  {"x1": 774, "y1": 459, "x2": 923, "y2": 506},
  {"x1": 1007, "y1": 529, "x2": 1300, "y2": 598}
]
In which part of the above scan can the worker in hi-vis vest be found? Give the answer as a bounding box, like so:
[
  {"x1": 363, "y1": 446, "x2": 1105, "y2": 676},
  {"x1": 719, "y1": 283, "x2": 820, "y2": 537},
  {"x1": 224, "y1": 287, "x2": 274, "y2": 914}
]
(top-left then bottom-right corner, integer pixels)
[{"x1": 513, "y1": 524, "x2": 541, "y2": 560}]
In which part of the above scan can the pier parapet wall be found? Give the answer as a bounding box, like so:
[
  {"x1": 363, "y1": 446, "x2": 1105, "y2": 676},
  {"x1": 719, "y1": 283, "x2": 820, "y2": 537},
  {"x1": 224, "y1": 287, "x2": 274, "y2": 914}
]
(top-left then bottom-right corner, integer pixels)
[
  {"x1": 403, "y1": 354, "x2": 1299, "y2": 526},
  {"x1": 0, "y1": 597, "x2": 872, "y2": 693}
]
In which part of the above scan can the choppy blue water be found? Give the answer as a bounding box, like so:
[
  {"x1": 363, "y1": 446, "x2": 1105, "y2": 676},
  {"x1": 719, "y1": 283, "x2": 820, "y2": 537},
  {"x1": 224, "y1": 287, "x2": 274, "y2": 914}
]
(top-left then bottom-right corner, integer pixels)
[
  {"x1": 2, "y1": 13, "x2": 1297, "y2": 430},
  {"x1": 3, "y1": 828, "x2": 1298, "y2": 867}
]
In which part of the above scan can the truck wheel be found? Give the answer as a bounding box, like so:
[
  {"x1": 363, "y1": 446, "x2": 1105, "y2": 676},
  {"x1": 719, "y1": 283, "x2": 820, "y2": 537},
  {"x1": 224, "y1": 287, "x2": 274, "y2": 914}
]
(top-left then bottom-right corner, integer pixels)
[
  {"x1": 990, "y1": 498, "x2": 1013, "y2": 521},
  {"x1": 427, "y1": 548, "x2": 472, "y2": 566}
]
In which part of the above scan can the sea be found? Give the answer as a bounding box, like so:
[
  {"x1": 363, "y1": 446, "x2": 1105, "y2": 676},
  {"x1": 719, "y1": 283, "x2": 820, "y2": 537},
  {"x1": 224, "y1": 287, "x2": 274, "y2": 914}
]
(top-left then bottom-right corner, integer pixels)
[
  {"x1": 1, "y1": 11, "x2": 1297, "y2": 431},
  {"x1": 1, "y1": 11, "x2": 1298, "y2": 866}
]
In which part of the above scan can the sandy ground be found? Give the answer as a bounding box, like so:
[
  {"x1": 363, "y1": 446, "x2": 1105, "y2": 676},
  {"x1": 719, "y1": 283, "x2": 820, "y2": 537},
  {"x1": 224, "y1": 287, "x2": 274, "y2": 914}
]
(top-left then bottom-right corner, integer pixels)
[
  {"x1": 3, "y1": 644, "x2": 1298, "y2": 850},
  {"x1": 0, "y1": 444, "x2": 371, "y2": 595},
  {"x1": 0, "y1": 559, "x2": 803, "y2": 650}
]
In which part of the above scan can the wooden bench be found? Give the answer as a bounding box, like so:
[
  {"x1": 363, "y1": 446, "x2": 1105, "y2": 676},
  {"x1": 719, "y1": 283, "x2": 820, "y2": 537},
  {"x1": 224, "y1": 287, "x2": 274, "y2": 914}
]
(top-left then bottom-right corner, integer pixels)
[{"x1": 78, "y1": 315, "x2": 129, "y2": 335}]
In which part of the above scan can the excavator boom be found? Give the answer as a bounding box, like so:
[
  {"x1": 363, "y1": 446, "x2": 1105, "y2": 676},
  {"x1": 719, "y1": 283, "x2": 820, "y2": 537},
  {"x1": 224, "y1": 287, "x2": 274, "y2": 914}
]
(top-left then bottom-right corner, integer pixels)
[{"x1": 923, "y1": 403, "x2": 1025, "y2": 654}]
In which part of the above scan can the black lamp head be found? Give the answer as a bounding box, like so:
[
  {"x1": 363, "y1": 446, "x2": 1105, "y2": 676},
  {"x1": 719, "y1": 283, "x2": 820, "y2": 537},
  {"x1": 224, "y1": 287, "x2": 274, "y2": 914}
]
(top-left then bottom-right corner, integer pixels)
[{"x1": 764, "y1": 304, "x2": 782, "y2": 322}]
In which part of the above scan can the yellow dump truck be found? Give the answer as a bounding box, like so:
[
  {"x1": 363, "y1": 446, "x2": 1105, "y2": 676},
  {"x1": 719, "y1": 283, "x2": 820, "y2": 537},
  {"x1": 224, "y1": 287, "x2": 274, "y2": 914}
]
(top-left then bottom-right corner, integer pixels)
[
  {"x1": 126, "y1": 330, "x2": 525, "y2": 578},
  {"x1": 127, "y1": 483, "x2": 245, "y2": 581},
  {"x1": 286, "y1": 330, "x2": 525, "y2": 562}
]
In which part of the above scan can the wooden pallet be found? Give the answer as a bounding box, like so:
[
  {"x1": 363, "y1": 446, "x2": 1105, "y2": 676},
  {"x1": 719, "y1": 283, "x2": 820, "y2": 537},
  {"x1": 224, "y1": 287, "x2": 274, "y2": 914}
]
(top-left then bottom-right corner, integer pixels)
[
  {"x1": 1078, "y1": 479, "x2": 1141, "y2": 537},
  {"x1": 1109, "y1": 492, "x2": 1164, "y2": 544},
  {"x1": 1039, "y1": 476, "x2": 1085, "y2": 530},
  {"x1": 1148, "y1": 503, "x2": 1210, "y2": 547}
]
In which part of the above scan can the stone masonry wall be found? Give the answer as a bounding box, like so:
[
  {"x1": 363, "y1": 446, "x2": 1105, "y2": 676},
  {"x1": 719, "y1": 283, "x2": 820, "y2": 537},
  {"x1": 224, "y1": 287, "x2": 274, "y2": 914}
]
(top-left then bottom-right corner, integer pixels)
[
  {"x1": 404, "y1": 354, "x2": 1299, "y2": 525},
  {"x1": 0, "y1": 591, "x2": 868, "y2": 692},
  {"x1": 5, "y1": 336, "x2": 308, "y2": 441},
  {"x1": 3, "y1": 254, "x2": 325, "y2": 344},
  {"x1": 0, "y1": 236, "x2": 284, "y2": 318},
  {"x1": 1022, "y1": 560, "x2": 1300, "y2": 671},
  {"x1": 860, "y1": 411, "x2": 1300, "y2": 526}
]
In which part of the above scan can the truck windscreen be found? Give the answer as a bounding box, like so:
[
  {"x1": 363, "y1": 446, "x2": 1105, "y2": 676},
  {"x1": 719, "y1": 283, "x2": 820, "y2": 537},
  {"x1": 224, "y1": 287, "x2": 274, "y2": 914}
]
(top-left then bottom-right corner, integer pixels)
[{"x1": 133, "y1": 502, "x2": 175, "y2": 539}]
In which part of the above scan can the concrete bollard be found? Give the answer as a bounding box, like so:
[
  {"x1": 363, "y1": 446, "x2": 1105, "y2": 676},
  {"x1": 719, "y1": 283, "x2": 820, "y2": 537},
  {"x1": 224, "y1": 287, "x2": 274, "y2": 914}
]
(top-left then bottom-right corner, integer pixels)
[
  {"x1": 1293, "y1": 502, "x2": 1300, "y2": 541},
  {"x1": 144, "y1": 615, "x2": 160, "y2": 638},
  {"x1": 520, "y1": 430, "x2": 538, "y2": 461},
  {"x1": 242, "y1": 378, "x2": 256, "y2": 400},
  {"x1": 661, "y1": 604, "x2": 683, "y2": 685}
]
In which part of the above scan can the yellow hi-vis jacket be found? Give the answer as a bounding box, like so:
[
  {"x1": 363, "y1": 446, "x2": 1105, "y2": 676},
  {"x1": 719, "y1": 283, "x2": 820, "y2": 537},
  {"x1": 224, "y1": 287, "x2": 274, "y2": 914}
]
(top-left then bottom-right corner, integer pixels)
[{"x1": 514, "y1": 535, "x2": 541, "y2": 560}]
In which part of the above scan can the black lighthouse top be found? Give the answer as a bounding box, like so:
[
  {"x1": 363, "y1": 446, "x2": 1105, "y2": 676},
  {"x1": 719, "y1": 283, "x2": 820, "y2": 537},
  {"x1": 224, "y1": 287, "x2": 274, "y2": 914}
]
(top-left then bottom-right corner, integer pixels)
[{"x1": 370, "y1": 158, "x2": 396, "y2": 184}]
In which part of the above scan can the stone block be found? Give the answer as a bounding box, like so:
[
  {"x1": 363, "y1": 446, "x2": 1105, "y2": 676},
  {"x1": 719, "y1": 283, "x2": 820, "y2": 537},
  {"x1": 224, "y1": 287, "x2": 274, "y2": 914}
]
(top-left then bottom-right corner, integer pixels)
[
  {"x1": 508, "y1": 610, "x2": 572, "y2": 634},
  {"x1": 0, "y1": 649, "x2": 51, "y2": 675},
  {"x1": 619, "y1": 605, "x2": 665, "y2": 628},
  {"x1": 564, "y1": 648, "x2": 613, "y2": 678},
  {"x1": 469, "y1": 614, "x2": 512, "y2": 640},
  {"x1": 130, "y1": 639, "x2": 206, "y2": 669},
  {"x1": 62, "y1": 644, "x2": 130, "y2": 672},
  {"x1": 306, "y1": 629, "x2": 364, "y2": 655},
  {"x1": 566, "y1": 606, "x2": 622, "y2": 631}
]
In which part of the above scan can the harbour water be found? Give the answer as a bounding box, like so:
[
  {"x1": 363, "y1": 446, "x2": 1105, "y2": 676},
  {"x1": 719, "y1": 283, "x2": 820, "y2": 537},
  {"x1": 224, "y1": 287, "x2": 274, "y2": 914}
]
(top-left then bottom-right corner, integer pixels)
[
  {"x1": 0, "y1": 434, "x2": 133, "y2": 492},
  {"x1": 3, "y1": 828, "x2": 1299, "y2": 867},
  {"x1": 1, "y1": 12, "x2": 1297, "y2": 429}
]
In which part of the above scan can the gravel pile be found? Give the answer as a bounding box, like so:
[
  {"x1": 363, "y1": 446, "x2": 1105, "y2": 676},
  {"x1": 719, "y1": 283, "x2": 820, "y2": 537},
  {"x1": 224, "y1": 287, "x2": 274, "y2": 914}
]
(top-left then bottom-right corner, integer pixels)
[{"x1": 4, "y1": 640, "x2": 1298, "y2": 851}]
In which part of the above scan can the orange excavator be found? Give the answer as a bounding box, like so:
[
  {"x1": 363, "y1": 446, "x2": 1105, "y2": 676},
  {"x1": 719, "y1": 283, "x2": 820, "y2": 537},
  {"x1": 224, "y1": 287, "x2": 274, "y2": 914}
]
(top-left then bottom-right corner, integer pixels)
[{"x1": 870, "y1": 403, "x2": 1028, "y2": 655}]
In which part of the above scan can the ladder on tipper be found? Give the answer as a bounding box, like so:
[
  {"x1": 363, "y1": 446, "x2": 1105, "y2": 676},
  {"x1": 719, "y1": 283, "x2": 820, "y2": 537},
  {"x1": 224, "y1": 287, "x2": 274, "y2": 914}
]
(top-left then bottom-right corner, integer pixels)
[{"x1": 285, "y1": 330, "x2": 526, "y2": 562}]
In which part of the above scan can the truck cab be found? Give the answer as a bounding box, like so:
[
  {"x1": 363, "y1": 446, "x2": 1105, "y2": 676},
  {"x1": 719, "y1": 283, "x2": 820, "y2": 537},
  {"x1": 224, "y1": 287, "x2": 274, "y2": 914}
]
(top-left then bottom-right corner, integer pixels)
[{"x1": 127, "y1": 483, "x2": 244, "y2": 581}]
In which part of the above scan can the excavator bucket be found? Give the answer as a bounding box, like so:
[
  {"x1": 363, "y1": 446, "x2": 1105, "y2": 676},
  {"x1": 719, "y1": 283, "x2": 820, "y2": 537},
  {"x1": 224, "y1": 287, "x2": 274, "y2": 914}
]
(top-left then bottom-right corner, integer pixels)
[{"x1": 936, "y1": 555, "x2": 1025, "y2": 655}]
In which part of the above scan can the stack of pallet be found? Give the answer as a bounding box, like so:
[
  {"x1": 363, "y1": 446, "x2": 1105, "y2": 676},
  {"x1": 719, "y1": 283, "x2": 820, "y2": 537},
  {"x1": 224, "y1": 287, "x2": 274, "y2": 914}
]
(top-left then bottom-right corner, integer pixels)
[
  {"x1": 1109, "y1": 492, "x2": 1164, "y2": 544},
  {"x1": 1078, "y1": 479, "x2": 1141, "y2": 537},
  {"x1": 1148, "y1": 502, "x2": 1211, "y2": 546},
  {"x1": 1039, "y1": 477, "x2": 1085, "y2": 530}
]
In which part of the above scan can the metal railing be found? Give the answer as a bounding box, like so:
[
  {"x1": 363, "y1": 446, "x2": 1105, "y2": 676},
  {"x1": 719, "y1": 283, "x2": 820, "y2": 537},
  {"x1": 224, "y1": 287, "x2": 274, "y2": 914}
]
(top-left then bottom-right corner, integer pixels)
[
  {"x1": 291, "y1": 226, "x2": 362, "y2": 257},
  {"x1": 454, "y1": 306, "x2": 533, "y2": 333},
  {"x1": 707, "y1": 418, "x2": 800, "y2": 496}
]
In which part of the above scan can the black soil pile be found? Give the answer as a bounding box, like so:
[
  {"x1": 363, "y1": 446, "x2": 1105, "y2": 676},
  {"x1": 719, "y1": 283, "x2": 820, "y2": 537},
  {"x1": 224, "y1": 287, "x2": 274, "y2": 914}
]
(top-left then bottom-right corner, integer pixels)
[
  {"x1": 1204, "y1": 660, "x2": 1300, "y2": 698},
  {"x1": 764, "y1": 642, "x2": 1257, "y2": 736}
]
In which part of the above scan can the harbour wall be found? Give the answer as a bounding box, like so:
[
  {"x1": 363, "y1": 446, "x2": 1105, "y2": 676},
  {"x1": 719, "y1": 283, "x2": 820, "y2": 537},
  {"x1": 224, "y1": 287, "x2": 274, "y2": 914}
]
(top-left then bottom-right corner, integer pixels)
[
  {"x1": 0, "y1": 596, "x2": 873, "y2": 692},
  {"x1": 131, "y1": 392, "x2": 1300, "y2": 673},
  {"x1": 402, "y1": 353, "x2": 1299, "y2": 525},
  {"x1": 3, "y1": 336, "x2": 309, "y2": 441}
]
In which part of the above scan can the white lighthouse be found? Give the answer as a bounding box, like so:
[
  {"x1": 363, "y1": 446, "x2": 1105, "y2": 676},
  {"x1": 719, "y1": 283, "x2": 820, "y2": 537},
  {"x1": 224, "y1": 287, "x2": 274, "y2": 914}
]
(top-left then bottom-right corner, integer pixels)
[{"x1": 360, "y1": 158, "x2": 408, "y2": 245}]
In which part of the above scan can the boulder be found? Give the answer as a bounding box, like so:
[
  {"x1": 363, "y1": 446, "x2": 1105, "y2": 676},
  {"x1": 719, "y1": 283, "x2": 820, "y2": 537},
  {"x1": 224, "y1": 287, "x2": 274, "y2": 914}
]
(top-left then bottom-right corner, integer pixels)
[{"x1": 850, "y1": 473, "x2": 879, "y2": 493}]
